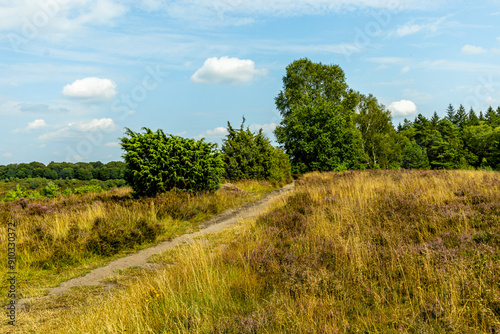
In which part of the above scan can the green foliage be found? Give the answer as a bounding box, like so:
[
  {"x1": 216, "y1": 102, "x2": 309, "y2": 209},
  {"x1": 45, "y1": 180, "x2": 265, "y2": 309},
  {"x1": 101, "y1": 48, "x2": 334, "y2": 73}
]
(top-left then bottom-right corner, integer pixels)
[
  {"x1": 44, "y1": 181, "x2": 60, "y2": 198},
  {"x1": 355, "y1": 93, "x2": 403, "y2": 169},
  {"x1": 402, "y1": 140, "x2": 430, "y2": 169},
  {"x1": 28, "y1": 190, "x2": 43, "y2": 199},
  {"x1": 274, "y1": 59, "x2": 365, "y2": 173},
  {"x1": 74, "y1": 185, "x2": 102, "y2": 194},
  {"x1": 120, "y1": 127, "x2": 224, "y2": 196},
  {"x1": 221, "y1": 117, "x2": 291, "y2": 182},
  {"x1": 3, "y1": 184, "x2": 25, "y2": 202},
  {"x1": 399, "y1": 106, "x2": 500, "y2": 170},
  {"x1": 0, "y1": 161, "x2": 126, "y2": 182}
]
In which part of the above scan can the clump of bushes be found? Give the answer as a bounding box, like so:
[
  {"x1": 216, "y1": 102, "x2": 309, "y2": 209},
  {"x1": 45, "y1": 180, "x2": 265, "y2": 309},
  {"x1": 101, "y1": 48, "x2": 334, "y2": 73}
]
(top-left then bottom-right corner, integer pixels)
[
  {"x1": 120, "y1": 128, "x2": 224, "y2": 196},
  {"x1": 221, "y1": 117, "x2": 291, "y2": 183}
]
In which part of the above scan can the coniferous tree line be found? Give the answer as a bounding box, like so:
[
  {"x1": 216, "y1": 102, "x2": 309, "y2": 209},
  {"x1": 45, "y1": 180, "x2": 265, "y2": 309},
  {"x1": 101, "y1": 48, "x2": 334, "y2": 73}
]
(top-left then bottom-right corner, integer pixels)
[{"x1": 397, "y1": 104, "x2": 500, "y2": 170}]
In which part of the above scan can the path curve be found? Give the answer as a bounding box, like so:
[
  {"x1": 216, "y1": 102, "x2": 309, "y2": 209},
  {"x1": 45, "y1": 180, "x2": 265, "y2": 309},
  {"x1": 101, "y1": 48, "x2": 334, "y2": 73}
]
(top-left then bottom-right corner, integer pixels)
[{"x1": 17, "y1": 182, "x2": 294, "y2": 310}]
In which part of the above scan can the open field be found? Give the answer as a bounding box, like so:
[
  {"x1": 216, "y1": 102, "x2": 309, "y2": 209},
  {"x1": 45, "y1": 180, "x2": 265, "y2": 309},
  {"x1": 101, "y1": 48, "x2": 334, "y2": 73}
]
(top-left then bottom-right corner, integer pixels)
[
  {"x1": 0, "y1": 180, "x2": 283, "y2": 309},
  {"x1": 4, "y1": 170, "x2": 500, "y2": 333}
]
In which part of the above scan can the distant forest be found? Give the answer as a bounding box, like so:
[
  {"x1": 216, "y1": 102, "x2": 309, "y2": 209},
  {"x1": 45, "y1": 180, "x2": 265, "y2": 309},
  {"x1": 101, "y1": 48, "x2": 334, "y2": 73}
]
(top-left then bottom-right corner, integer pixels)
[
  {"x1": 397, "y1": 104, "x2": 500, "y2": 170},
  {"x1": 0, "y1": 161, "x2": 126, "y2": 181}
]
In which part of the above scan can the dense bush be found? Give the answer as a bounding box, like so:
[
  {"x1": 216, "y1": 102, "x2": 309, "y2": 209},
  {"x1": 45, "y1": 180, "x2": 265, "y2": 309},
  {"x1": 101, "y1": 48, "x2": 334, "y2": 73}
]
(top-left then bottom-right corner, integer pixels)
[
  {"x1": 120, "y1": 128, "x2": 224, "y2": 196},
  {"x1": 74, "y1": 184, "x2": 103, "y2": 194},
  {"x1": 221, "y1": 118, "x2": 291, "y2": 182}
]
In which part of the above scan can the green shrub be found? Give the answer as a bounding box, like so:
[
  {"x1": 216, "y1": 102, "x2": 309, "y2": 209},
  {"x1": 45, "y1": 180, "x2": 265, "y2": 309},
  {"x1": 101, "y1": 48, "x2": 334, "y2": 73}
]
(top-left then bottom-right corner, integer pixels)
[
  {"x1": 3, "y1": 184, "x2": 25, "y2": 202},
  {"x1": 115, "y1": 179, "x2": 127, "y2": 187},
  {"x1": 74, "y1": 184, "x2": 102, "y2": 194},
  {"x1": 27, "y1": 190, "x2": 43, "y2": 199},
  {"x1": 222, "y1": 117, "x2": 291, "y2": 182},
  {"x1": 29, "y1": 178, "x2": 43, "y2": 189},
  {"x1": 120, "y1": 128, "x2": 224, "y2": 196},
  {"x1": 44, "y1": 181, "x2": 59, "y2": 198}
]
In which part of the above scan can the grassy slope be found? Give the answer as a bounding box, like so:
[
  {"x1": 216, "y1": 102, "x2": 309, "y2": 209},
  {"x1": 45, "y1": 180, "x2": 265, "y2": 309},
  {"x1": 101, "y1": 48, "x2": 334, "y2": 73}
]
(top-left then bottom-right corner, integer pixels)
[
  {"x1": 6, "y1": 170, "x2": 500, "y2": 333},
  {"x1": 0, "y1": 180, "x2": 282, "y2": 307}
]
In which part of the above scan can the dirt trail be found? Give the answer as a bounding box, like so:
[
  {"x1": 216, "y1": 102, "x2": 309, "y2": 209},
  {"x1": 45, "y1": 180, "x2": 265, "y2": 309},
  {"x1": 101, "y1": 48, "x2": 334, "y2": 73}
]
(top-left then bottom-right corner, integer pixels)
[{"x1": 17, "y1": 182, "x2": 294, "y2": 310}]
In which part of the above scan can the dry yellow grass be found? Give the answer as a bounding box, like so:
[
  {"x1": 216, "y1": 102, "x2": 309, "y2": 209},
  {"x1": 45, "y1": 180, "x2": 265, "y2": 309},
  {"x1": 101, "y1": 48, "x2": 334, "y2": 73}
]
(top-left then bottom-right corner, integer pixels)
[{"x1": 4, "y1": 171, "x2": 500, "y2": 333}]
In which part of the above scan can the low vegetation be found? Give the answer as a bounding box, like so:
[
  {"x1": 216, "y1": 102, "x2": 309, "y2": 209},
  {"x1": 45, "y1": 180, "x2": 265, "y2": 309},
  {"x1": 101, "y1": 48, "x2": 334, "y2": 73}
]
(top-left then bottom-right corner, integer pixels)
[
  {"x1": 15, "y1": 170, "x2": 500, "y2": 333},
  {"x1": 0, "y1": 179, "x2": 282, "y2": 308}
]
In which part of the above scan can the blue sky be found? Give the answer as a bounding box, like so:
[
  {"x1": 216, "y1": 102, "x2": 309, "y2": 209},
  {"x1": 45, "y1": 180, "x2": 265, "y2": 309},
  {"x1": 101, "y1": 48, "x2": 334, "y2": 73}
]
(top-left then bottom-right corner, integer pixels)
[{"x1": 1, "y1": 0, "x2": 499, "y2": 165}]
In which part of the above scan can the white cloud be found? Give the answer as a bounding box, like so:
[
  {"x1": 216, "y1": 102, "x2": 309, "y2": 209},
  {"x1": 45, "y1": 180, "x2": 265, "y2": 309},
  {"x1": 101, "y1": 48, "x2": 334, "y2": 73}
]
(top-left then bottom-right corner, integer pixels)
[
  {"x1": 401, "y1": 66, "x2": 410, "y2": 74},
  {"x1": 62, "y1": 77, "x2": 117, "y2": 101},
  {"x1": 197, "y1": 126, "x2": 228, "y2": 139},
  {"x1": 248, "y1": 123, "x2": 277, "y2": 133},
  {"x1": 393, "y1": 17, "x2": 446, "y2": 37},
  {"x1": 79, "y1": 118, "x2": 116, "y2": 132},
  {"x1": 105, "y1": 142, "x2": 120, "y2": 147},
  {"x1": 2, "y1": 152, "x2": 12, "y2": 157},
  {"x1": 396, "y1": 24, "x2": 423, "y2": 37},
  {"x1": 38, "y1": 127, "x2": 71, "y2": 141},
  {"x1": 492, "y1": 48, "x2": 500, "y2": 55},
  {"x1": 461, "y1": 45, "x2": 487, "y2": 55},
  {"x1": 388, "y1": 100, "x2": 418, "y2": 116},
  {"x1": 27, "y1": 119, "x2": 47, "y2": 130},
  {"x1": 38, "y1": 118, "x2": 116, "y2": 141},
  {"x1": 191, "y1": 57, "x2": 268, "y2": 84}
]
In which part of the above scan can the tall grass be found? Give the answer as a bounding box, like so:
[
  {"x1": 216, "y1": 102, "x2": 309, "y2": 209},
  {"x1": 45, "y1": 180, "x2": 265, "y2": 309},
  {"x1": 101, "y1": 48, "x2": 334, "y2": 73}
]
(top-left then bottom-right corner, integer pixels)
[
  {"x1": 7, "y1": 171, "x2": 500, "y2": 333},
  {"x1": 0, "y1": 180, "x2": 280, "y2": 307}
]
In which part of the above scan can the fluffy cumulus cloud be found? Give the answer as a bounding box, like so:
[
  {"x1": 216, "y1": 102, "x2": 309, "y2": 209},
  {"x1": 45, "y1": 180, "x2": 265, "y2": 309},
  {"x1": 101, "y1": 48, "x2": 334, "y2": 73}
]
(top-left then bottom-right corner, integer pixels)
[
  {"x1": 191, "y1": 57, "x2": 268, "y2": 84},
  {"x1": 62, "y1": 77, "x2": 117, "y2": 101},
  {"x1": 197, "y1": 126, "x2": 228, "y2": 139},
  {"x1": 461, "y1": 45, "x2": 487, "y2": 55},
  {"x1": 388, "y1": 100, "x2": 418, "y2": 116},
  {"x1": 27, "y1": 119, "x2": 47, "y2": 130},
  {"x1": 78, "y1": 118, "x2": 116, "y2": 132}
]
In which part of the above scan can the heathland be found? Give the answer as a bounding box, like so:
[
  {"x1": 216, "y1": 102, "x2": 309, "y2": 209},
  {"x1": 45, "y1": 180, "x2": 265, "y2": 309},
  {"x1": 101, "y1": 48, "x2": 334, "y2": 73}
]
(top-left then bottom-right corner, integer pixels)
[
  {"x1": 0, "y1": 179, "x2": 282, "y2": 309},
  {"x1": 6, "y1": 169, "x2": 499, "y2": 333}
]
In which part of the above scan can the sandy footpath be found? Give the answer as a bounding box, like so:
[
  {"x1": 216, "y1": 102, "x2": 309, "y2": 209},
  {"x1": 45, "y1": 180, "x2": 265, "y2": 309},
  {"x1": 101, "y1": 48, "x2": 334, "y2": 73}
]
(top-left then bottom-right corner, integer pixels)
[{"x1": 17, "y1": 182, "x2": 294, "y2": 310}]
